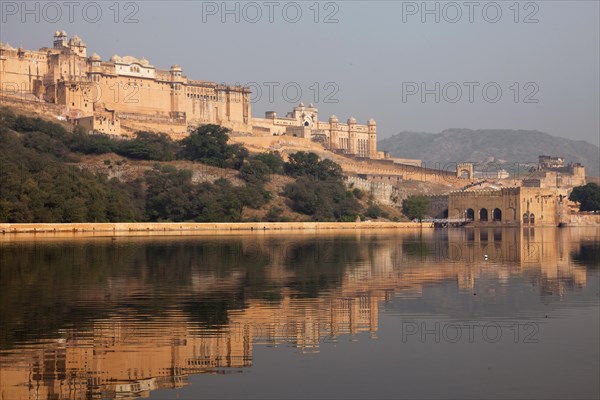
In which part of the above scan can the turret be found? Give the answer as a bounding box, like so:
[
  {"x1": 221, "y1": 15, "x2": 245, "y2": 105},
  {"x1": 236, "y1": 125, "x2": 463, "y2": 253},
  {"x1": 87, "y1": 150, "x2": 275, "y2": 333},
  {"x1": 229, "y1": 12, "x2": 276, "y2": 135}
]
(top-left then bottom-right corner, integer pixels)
[
  {"x1": 53, "y1": 30, "x2": 67, "y2": 49},
  {"x1": 368, "y1": 118, "x2": 377, "y2": 158},
  {"x1": 348, "y1": 116, "x2": 357, "y2": 155},
  {"x1": 170, "y1": 64, "x2": 183, "y2": 80},
  {"x1": 68, "y1": 34, "x2": 86, "y2": 57},
  {"x1": 307, "y1": 103, "x2": 318, "y2": 125},
  {"x1": 88, "y1": 53, "x2": 102, "y2": 82},
  {"x1": 571, "y1": 164, "x2": 586, "y2": 186},
  {"x1": 169, "y1": 65, "x2": 184, "y2": 113},
  {"x1": 329, "y1": 115, "x2": 339, "y2": 150},
  {"x1": 572, "y1": 164, "x2": 585, "y2": 177}
]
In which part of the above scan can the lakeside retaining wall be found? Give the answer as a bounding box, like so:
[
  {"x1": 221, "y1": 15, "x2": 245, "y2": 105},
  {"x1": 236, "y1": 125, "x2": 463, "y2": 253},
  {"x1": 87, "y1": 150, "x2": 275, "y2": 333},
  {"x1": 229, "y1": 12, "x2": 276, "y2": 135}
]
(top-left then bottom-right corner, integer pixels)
[
  {"x1": 560, "y1": 214, "x2": 600, "y2": 227},
  {"x1": 0, "y1": 221, "x2": 432, "y2": 234}
]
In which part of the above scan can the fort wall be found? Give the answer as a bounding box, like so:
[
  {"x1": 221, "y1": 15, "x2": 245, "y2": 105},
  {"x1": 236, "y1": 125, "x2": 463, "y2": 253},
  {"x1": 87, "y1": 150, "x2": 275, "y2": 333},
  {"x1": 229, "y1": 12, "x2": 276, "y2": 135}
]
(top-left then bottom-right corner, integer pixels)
[
  {"x1": 0, "y1": 32, "x2": 376, "y2": 158},
  {"x1": 345, "y1": 176, "x2": 400, "y2": 206},
  {"x1": 0, "y1": 221, "x2": 432, "y2": 235},
  {"x1": 559, "y1": 213, "x2": 600, "y2": 226}
]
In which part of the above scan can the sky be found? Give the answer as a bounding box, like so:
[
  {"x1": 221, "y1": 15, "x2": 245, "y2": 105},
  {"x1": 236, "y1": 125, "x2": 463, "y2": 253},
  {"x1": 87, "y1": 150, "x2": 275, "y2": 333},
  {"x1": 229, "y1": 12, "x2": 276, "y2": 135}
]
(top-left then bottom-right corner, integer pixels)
[{"x1": 1, "y1": 1, "x2": 599, "y2": 146}]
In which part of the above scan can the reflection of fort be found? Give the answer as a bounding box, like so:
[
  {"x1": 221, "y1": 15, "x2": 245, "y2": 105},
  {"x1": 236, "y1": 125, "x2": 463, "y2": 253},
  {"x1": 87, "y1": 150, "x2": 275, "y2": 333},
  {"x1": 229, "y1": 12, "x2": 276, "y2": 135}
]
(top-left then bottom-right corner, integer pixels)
[
  {"x1": 0, "y1": 228, "x2": 596, "y2": 399},
  {"x1": 0, "y1": 295, "x2": 379, "y2": 399}
]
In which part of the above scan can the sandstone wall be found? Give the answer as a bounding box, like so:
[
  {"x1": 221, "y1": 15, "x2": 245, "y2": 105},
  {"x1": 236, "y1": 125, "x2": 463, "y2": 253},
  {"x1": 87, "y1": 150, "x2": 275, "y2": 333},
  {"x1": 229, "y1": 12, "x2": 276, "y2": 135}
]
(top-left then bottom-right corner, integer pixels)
[
  {"x1": 560, "y1": 213, "x2": 600, "y2": 226},
  {"x1": 0, "y1": 221, "x2": 432, "y2": 235}
]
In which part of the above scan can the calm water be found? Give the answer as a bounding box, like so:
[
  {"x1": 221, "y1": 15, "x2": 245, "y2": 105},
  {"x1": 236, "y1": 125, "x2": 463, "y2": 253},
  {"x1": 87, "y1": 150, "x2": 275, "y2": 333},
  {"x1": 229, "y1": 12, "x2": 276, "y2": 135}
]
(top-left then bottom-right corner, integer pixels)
[{"x1": 0, "y1": 228, "x2": 598, "y2": 400}]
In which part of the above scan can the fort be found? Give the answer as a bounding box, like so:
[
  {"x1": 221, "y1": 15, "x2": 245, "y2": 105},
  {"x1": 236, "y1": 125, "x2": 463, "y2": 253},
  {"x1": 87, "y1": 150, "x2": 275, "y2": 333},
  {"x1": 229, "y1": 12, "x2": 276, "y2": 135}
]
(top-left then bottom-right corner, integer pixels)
[
  {"x1": 0, "y1": 31, "x2": 379, "y2": 158},
  {"x1": 522, "y1": 155, "x2": 586, "y2": 188},
  {"x1": 0, "y1": 32, "x2": 592, "y2": 224}
]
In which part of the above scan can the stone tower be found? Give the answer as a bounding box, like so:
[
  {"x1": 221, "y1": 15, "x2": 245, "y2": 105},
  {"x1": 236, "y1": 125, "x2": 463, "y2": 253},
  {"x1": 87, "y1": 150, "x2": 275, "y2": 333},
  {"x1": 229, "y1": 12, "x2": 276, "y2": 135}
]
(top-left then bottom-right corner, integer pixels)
[
  {"x1": 88, "y1": 53, "x2": 101, "y2": 79},
  {"x1": 329, "y1": 115, "x2": 339, "y2": 150},
  {"x1": 169, "y1": 64, "x2": 184, "y2": 114},
  {"x1": 368, "y1": 118, "x2": 377, "y2": 158},
  {"x1": 348, "y1": 116, "x2": 357, "y2": 155}
]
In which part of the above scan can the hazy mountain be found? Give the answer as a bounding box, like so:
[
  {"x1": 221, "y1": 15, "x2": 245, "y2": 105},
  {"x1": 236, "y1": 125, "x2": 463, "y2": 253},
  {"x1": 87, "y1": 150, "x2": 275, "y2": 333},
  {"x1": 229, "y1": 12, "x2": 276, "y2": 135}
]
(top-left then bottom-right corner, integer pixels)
[{"x1": 378, "y1": 129, "x2": 600, "y2": 176}]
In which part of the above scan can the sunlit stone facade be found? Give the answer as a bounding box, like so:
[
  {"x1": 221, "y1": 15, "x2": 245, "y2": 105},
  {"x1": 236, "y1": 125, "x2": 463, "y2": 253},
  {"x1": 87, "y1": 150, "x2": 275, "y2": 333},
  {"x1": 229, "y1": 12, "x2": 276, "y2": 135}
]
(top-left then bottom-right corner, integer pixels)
[{"x1": 0, "y1": 32, "x2": 378, "y2": 157}]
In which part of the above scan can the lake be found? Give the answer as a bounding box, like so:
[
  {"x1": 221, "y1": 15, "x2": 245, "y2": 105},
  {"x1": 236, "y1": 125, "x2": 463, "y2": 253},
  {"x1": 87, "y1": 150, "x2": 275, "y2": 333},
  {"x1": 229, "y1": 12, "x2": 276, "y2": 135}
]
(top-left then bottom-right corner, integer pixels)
[{"x1": 0, "y1": 227, "x2": 598, "y2": 399}]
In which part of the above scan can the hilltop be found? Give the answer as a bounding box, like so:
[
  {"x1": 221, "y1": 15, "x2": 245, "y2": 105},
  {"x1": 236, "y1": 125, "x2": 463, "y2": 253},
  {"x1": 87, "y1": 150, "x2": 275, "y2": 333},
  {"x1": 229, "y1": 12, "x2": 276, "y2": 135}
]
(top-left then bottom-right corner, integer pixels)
[
  {"x1": 378, "y1": 129, "x2": 600, "y2": 176},
  {"x1": 0, "y1": 106, "x2": 403, "y2": 223}
]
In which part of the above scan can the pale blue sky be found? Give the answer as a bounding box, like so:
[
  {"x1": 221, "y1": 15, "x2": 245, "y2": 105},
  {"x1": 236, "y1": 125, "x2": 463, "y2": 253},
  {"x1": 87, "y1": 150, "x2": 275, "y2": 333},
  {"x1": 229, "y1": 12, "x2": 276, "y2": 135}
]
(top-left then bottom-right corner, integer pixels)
[{"x1": 2, "y1": 1, "x2": 599, "y2": 146}]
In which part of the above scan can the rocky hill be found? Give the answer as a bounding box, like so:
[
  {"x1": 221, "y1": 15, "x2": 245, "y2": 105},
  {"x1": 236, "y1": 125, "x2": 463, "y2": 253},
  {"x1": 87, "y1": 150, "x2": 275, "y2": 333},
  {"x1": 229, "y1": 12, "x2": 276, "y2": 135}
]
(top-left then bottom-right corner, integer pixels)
[
  {"x1": 0, "y1": 106, "x2": 406, "y2": 223},
  {"x1": 378, "y1": 129, "x2": 599, "y2": 176}
]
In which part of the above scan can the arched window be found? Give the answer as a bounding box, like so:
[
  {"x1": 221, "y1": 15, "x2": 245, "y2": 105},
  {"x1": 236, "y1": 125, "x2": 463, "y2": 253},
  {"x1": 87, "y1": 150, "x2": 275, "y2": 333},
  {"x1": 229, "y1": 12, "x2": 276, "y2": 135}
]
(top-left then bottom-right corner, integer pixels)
[
  {"x1": 466, "y1": 208, "x2": 475, "y2": 220},
  {"x1": 480, "y1": 208, "x2": 488, "y2": 222},
  {"x1": 493, "y1": 208, "x2": 502, "y2": 221},
  {"x1": 523, "y1": 213, "x2": 529, "y2": 223},
  {"x1": 529, "y1": 213, "x2": 535, "y2": 224}
]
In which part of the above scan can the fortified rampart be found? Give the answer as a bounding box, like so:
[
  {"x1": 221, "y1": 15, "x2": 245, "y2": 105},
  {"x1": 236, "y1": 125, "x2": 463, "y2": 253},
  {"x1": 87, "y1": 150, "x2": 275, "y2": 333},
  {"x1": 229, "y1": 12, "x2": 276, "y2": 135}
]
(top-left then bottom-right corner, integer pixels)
[
  {"x1": 345, "y1": 176, "x2": 401, "y2": 206},
  {"x1": 0, "y1": 32, "x2": 251, "y2": 135},
  {"x1": 559, "y1": 213, "x2": 600, "y2": 226},
  {"x1": 426, "y1": 195, "x2": 449, "y2": 218},
  {"x1": 0, "y1": 32, "x2": 380, "y2": 158},
  {"x1": 341, "y1": 159, "x2": 465, "y2": 186}
]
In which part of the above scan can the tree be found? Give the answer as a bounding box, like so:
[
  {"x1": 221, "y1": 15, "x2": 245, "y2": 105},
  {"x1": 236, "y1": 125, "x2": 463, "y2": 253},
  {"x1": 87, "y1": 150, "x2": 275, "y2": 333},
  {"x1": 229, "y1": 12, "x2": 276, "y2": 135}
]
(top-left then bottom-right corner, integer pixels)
[
  {"x1": 66, "y1": 129, "x2": 116, "y2": 154},
  {"x1": 192, "y1": 179, "x2": 244, "y2": 222},
  {"x1": 239, "y1": 159, "x2": 271, "y2": 184},
  {"x1": 116, "y1": 131, "x2": 178, "y2": 160},
  {"x1": 283, "y1": 177, "x2": 360, "y2": 221},
  {"x1": 252, "y1": 152, "x2": 284, "y2": 174},
  {"x1": 237, "y1": 183, "x2": 271, "y2": 210},
  {"x1": 352, "y1": 188, "x2": 365, "y2": 200},
  {"x1": 365, "y1": 203, "x2": 386, "y2": 219},
  {"x1": 144, "y1": 165, "x2": 194, "y2": 221},
  {"x1": 569, "y1": 183, "x2": 600, "y2": 212},
  {"x1": 284, "y1": 152, "x2": 342, "y2": 181},
  {"x1": 402, "y1": 195, "x2": 430, "y2": 222},
  {"x1": 179, "y1": 124, "x2": 248, "y2": 169},
  {"x1": 0, "y1": 111, "x2": 276, "y2": 223},
  {"x1": 284, "y1": 151, "x2": 320, "y2": 178},
  {"x1": 0, "y1": 113, "x2": 143, "y2": 223},
  {"x1": 265, "y1": 206, "x2": 285, "y2": 222}
]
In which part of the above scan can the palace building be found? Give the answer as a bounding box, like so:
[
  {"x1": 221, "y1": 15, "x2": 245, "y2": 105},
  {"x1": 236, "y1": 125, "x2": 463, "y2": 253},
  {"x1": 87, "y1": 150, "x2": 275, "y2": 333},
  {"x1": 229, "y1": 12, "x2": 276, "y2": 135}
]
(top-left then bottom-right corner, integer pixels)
[
  {"x1": 447, "y1": 187, "x2": 570, "y2": 226},
  {"x1": 253, "y1": 102, "x2": 378, "y2": 158},
  {"x1": 0, "y1": 31, "x2": 379, "y2": 158}
]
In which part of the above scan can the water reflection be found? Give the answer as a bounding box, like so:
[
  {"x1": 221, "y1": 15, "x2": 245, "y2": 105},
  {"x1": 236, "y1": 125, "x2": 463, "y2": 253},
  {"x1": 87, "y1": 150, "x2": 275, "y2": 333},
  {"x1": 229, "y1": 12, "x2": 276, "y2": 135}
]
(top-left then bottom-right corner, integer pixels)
[{"x1": 0, "y1": 228, "x2": 598, "y2": 399}]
